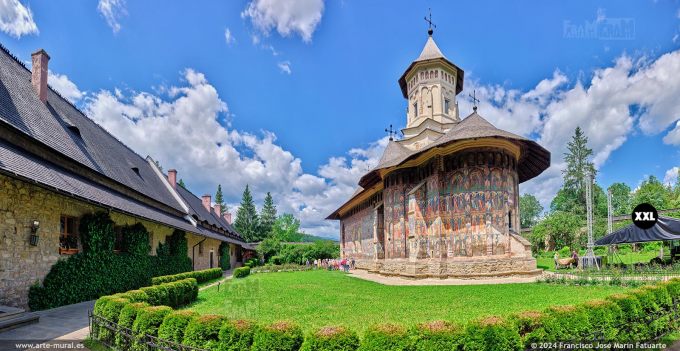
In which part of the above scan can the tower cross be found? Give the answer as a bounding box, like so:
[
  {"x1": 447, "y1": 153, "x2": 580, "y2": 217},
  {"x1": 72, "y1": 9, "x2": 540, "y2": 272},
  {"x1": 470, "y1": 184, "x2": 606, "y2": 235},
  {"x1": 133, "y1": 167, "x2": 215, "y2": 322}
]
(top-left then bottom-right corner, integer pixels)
[
  {"x1": 469, "y1": 90, "x2": 480, "y2": 112},
  {"x1": 385, "y1": 124, "x2": 397, "y2": 141},
  {"x1": 424, "y1": 8, "x2": 436, "y2": 36}
]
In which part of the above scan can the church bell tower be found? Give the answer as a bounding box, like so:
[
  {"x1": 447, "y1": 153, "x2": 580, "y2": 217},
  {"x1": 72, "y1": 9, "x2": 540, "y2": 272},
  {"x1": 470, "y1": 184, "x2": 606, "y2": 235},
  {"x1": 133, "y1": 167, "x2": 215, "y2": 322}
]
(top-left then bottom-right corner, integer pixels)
[{"x1": 397, "y1": 21, "x2": 465, "y2": 151}]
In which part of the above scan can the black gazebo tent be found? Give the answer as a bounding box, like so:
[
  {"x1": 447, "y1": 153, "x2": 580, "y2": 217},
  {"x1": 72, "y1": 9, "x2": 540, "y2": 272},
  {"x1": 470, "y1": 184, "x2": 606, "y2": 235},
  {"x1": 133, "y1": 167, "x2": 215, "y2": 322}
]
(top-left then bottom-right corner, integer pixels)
[{"x1": 595, "y1": 216, "x2": 680, "y2": 246}]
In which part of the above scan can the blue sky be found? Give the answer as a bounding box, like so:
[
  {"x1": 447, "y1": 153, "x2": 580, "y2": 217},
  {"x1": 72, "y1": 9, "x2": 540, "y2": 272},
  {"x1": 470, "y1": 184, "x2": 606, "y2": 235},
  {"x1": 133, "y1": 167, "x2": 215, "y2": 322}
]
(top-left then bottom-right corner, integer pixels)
[{"x1": 1, "y1": 0, "x2": 679, "y2": 237}]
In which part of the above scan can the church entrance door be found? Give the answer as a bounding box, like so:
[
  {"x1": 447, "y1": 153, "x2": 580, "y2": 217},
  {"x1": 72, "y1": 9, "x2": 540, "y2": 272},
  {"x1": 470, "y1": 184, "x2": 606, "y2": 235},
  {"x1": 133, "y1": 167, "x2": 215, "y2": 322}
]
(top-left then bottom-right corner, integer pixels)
[{"x1": 376, "y1": 205, "x2": 385, "y2": 259}]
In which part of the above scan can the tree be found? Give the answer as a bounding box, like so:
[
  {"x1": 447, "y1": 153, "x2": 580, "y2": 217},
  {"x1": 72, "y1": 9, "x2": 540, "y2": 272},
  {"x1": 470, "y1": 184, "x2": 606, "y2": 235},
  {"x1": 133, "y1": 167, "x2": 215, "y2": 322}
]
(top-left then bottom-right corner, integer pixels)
[
  {"x1": 259, "y1": 192, "x2": 277, "y2": 238},
  {"x1": 234, "y1": 185, "x2": 260, "y2": 242},
  {"x1": 215, "y1": 184, "x2": 226, "y2": 216},
  {"x1": 530, "y1": 211, "x2": 582, "y2": 251},
  {"x1": 633, "y1": 175, "x2": 670, "y2": 210},
  {"x1": 178, "y1": 179, "x2": 186, "y2": 188},
  {"x1": 562, "y1": 127, "x2": 596, "y2": 192},
  {"x1": 607, "y1": 182, "x2": 632, "y2": 215},
  {"x1": 271, "y1": 214, "x2": 303, "y2": 242},
  {"x1": 519, "y1": 194, "x2": 543, "y2": 228}
]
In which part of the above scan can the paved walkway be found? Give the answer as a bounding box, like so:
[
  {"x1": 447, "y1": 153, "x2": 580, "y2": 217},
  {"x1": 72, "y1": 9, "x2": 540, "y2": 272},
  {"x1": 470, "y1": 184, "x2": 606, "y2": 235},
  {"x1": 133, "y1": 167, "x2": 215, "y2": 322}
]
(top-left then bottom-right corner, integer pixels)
[{"x1": 348, "y1": 268, "x2": 540, "y2": 285}]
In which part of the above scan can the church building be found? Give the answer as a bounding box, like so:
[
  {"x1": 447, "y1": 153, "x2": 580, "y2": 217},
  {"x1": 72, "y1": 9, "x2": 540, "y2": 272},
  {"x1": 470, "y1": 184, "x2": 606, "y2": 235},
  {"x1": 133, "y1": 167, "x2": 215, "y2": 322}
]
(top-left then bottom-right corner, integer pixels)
[{"x1": 327, "y1": 28, "x2": 551, "y2": 278}]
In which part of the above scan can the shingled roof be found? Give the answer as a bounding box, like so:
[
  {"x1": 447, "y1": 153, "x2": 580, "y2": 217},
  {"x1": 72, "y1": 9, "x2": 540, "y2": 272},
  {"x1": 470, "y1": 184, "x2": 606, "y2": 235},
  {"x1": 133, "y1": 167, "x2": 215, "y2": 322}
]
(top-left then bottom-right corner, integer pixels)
[
  {"x1": 0, "y1": 44, "x2": 245, "y2": 245},
  {"x1": 175, "y1": 185, "x2": 242, "y2": 241},
  {"x1": 327, "y1": 112, "x2": 550, "y2": 220}
]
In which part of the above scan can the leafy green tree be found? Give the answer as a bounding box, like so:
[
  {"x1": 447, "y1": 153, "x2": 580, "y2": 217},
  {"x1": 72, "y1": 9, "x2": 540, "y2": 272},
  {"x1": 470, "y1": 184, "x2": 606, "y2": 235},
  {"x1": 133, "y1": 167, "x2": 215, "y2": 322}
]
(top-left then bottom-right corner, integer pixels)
[
  {"x1": 271, "y1": 214, "x2": 303, "y2": 242},
  {"x1": 234, "y1": 185, "x2": 260, "y2": 242},
  {"x1": 519, "y1": 194, "x2": 543, "y2": 228},
  {"x1": 259, "y1": 192, "x2": 277, "y2": 238},
  {"x1": 215, "y1": 184, "x2": 226, "y2": 216},
  {"x1": 257, "y1": 237, "x2": 282, "y2": 262},
  {"x1": 607, "y1": 182, "x2": 632, "y2": 215},
  {"x1": 633, "y1": 175, "x2": 670, "y2": 210},
  {"x1": 530, "y1": 211, "x2": 582, "y2": 251}
]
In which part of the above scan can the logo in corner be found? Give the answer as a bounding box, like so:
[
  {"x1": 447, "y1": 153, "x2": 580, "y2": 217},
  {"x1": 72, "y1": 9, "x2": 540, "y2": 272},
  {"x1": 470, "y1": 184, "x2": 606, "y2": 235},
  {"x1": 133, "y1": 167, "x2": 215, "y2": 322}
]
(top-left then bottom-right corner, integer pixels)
[{"x1": 631, "y1": 203, "x2": 658, "y2": 230}]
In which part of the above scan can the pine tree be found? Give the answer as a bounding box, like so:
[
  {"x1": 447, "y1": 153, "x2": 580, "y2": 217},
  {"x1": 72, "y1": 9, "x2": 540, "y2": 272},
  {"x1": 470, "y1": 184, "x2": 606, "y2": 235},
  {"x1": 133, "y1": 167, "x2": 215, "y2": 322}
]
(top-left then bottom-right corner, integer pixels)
[
  {"x1": 178, "y1": 179, "x2": 186, "y2": 188},
  {"x1": 562, "y1": 126, "x2": 596, "y2": 192},
  {"x1": 215, "y1": 184, "x2": 226, "y2": 215},
  {"x1": 234, "y1": 185, "x2": 259, "y2": 242},
  {"x1": 259, "y1": 192, "x2": 277, "y2": 239}
]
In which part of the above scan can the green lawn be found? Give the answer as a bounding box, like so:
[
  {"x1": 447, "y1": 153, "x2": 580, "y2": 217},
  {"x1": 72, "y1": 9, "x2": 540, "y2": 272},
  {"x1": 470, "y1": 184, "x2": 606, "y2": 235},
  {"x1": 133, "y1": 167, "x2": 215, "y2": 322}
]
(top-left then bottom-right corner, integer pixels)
[
  {"x1": 536, "y1": 251, "x2": 661, "y2": 271},
  {"x1": 185, "y1": 270, "x2": 626, "y2": 332}
]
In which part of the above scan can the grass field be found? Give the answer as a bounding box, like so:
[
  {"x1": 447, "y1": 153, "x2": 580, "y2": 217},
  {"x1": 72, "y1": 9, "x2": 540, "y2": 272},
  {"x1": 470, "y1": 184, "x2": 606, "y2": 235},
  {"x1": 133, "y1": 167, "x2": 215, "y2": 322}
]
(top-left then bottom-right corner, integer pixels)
[
  {"x1": 536, "y1": 251, "x2": 661, "y2": 271},
  {"x1": 185, "y1": 270, "x2": 626, "y2": 332}
]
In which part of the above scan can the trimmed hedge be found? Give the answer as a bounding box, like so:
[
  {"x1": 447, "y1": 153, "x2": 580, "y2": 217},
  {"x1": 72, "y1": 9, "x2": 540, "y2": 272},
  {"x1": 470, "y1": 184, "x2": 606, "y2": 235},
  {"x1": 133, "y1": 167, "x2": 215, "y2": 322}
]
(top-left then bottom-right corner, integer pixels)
[
  {"x1": 116, "y1": 302, "x2": 149, "y2": 349},
  {"x1": 158, "y1": 310, "x2": 199, "y2": 344},
  {"x1": 359, "y1": 323, "x2": 411, "y2": 351},
  {"x1": 234, "y1": 267, "x2": 251, "y2": 279},
  {"x1": 218, "y1": 319, "x2": 258, "y2": 351},
  {"x1": 410, "y1": 320, "x2": 462, "y2": 351},
  {"x1": 139, "y1": 278, "x2": 197, "y2": 308},
  {"x1": 183, "y1": 314, "x2": 228, "y2": 350},
  {"x1": 301, "y1": 326, "x2": 360, "y2": 351},
  {"x1": 252, "y1": 321, "x2": 304, "y2": 351},
  {"x1": 462, "y1": 316, "x2": 522, "y2": 351},
  {"x1": 96, "y1": 297, "x2": 130, "y2": 344},
  {"x1": 132, "y1": 306, "x2": 173, "y2": 351},
  {"x1": 152, "y1": 268, "x2": 223, "y2": 285}
]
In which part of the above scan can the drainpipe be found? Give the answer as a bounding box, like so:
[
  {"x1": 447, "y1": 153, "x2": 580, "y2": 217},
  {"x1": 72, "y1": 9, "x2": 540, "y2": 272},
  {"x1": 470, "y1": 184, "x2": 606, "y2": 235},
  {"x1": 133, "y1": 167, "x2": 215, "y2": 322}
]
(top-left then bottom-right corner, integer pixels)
[{"x1": 192, "y1": 238, "x2": 207, "y2": 271}]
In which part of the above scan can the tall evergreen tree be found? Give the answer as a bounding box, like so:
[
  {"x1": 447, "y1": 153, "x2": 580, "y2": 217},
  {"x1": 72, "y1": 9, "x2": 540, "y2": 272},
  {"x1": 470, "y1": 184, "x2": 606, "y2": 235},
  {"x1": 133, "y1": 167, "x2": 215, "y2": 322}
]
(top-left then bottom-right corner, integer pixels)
[
  {"x1": 178, "y1": 179, "x2": 186, "y2": 188},
  {"x1": 234, "y1": 185, "x2": 259, "y2": 242},
  {"x1": 259, "y1": 192, "x2": 277, "y2": 238},
  {"x1": 215, "y1": 184, "x2": 226, "y2": 215},
  {"x1": 563, "y1": 126, "x2": 596, "y2": 192}
]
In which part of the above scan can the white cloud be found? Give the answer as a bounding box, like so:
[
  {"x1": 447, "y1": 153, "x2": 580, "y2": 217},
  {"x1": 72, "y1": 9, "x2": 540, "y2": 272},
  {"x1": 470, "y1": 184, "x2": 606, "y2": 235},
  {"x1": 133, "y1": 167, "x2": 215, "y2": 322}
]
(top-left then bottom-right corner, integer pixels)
[
  {"x1": 241, "y1": 0, "x2": 324, "y2": 42},
  {"x1": 48, "y1": 71, "x2": 84, "y2": 103},
  {"x1": 0, "y1": 0, "x2": 37, "y2": 38},
  {"x1": 84, "y1": 68, "x2": 385, "y2": 238},
  {"x1": 664, "y1": 167, "x2": 679, "y2": 186},
  {"x1": 277, "y1": 61, "x2": 292, "y2": 74},
  {"x1": 97, "y1": 0, "x2": 126, "y2": 33},
  {"x1": 224, "y1": 28, "x2": 235, "y2": 45}
]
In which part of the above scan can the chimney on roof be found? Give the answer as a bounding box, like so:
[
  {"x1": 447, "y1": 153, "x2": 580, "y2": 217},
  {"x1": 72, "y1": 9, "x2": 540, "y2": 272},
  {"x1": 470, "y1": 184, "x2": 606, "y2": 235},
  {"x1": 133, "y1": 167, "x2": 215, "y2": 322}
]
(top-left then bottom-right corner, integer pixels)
[
  {"x1": 214, "y1": 204, "x2": 221, "y2": 217},
  {"x1": 202, "y1": 194, "x2": 211, "y2": 212},
  {"x1": 223, "y1": 212, "x2": 232, "y2": 224},
  {"x1": 31, "y1": 49, "x2": 50, "y2": 103},
  {"x1": 167, "y1": 169, "x2": 177, "y2": 189}
]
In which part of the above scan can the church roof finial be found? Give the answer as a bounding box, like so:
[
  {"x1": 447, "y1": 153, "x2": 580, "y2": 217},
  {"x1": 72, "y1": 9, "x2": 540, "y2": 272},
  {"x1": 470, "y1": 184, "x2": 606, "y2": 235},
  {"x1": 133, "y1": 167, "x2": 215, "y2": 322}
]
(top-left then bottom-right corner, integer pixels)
[{"x1": 424, "y1": 8, "x2": 436, "y2": 36}]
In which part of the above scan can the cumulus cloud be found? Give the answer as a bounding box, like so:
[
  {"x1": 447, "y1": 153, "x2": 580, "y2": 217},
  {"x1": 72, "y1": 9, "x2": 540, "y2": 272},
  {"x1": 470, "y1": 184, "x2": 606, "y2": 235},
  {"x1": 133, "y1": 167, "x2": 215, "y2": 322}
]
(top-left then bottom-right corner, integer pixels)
[
  {"x1": 97, "y1": 0, "x2": 126, "y2": 33},
  {"x1": 277, "y1": 61, "x2": 292, "y2": 74},
  {"x1": 0, "y1": 0, "x2": 37, "y2": 38},
  {"x1": 241, "y1": 0, "x2": 324, "y2": 42},
  {"x1": 84, "y1": 68, "x2": 384, "y2": 238},
  {"x1": 48, "y1": 71, "x2": 84, "y2": 103},
  {"x1": 664, "y1": 167, "x2": 679, "y2": 186},
  {"x1": 224, "y1": 28, "x2": 235, "y2": 45}
]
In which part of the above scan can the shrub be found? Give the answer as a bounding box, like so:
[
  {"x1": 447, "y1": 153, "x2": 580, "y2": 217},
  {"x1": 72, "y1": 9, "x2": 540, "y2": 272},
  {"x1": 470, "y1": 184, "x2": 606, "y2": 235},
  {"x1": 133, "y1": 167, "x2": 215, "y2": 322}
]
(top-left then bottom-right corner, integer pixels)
[
  {"x1": 301, "y1": 326, "x2": 359, "y2": 351},
  {"x1": 219, "y1": 242, "x2": 231, "y2": 271},
  {"x1": 183, "y1": 314, "x2": 228, "y2": 350},
  {"x1": 607, "y1": 294, "x2": 644, "y2": 341},
  {"x1": 158, "y1": 310, "x2": 198, "y2": 344},
  {"x1": 119, "y1": 290, "x2": 149, "y2": 303},
  {"x1": 218, "y1": 319, "x2": 258, "y2": 351},
  {"x1": 152, "y1": 268, "x2": 223, "y2": 285},
  {"x1": 96, "y1": 297, "x2": 130, "y2": 344},
  {"x1": 359, "y1": 323, "x2": 411, "y2": 351},
  {"x1": 116, "y1": 302, "x2": 149, "y2": 350},
  {"x1": 582, "y1": 300, "x2": 621, "y2": 342},
  {"x1": 410, "y1": 320, "x2": 461, "y2": 351},
  {"x1": 531, "y1": 305, "x2": 590, "y2": 342},
  {"x1": 252, "y1": 321, "x2": 304, "y2": 351},
  {"x1": 234, "y1": 267, "x2": 251, "y2": 279},
  {"x1": 510, "y1": 311, "x2": 545, "y2": 349},
  {"x1": 462, "y1": 316, "x2": 522, "y2": 351},
  {"x1": 131, "y1": 305, "x2": 173, "y2": 351},
  {"x1": 140, "y1": 284, "x2": 169, "y2": 306}
]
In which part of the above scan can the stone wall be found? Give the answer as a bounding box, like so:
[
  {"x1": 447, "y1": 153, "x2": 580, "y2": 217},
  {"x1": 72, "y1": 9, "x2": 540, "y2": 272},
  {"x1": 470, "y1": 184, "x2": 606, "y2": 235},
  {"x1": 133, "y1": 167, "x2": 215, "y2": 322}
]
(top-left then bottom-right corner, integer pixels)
[{"x1": 0, "y1": 173, "x2": 232, "y2": 308}]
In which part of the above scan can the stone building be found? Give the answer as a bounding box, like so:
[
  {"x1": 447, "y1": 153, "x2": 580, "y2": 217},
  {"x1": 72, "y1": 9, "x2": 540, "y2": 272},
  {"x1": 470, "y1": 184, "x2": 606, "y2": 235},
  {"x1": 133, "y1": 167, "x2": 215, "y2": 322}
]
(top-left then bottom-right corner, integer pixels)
[
  {"x1": 327, "y1": 31, "x2": 551, "y2": 279},
  {"x1": 0, "y1": 45, "x2": 250, "y2": 308}
]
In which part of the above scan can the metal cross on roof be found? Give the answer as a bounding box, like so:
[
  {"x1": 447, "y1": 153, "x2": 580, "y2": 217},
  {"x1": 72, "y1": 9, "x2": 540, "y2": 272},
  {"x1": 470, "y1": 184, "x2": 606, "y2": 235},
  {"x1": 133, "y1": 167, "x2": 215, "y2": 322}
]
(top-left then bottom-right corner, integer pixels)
[
  {"x1": 424, "y1": 8, "x2": 436, "y2": 36},
  {"x1": 469, "y1": 90, "x2": 480, "y2": 112},
  {"x1": 385, "y1": 124, "x2": 397, "y2": 141}
]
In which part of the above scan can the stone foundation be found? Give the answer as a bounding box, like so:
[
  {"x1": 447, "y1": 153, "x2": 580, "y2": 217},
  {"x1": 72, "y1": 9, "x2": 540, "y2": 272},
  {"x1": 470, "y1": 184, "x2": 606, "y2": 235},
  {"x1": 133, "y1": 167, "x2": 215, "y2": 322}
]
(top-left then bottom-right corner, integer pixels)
[{"x1": 355, "y1": 256, "x2": 541, "y2": 280}]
